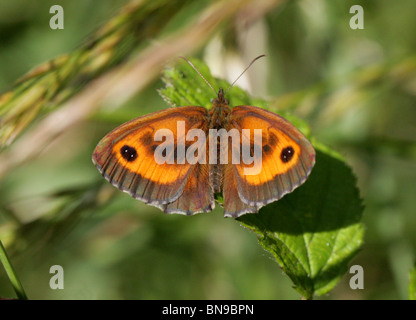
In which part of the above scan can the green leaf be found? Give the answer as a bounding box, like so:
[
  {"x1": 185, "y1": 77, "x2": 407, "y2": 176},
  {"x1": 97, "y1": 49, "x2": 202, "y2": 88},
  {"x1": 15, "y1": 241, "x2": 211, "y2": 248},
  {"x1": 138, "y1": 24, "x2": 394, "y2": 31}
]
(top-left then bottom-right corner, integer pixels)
[
  {"x1": 160, "y1": 58, "x2": 364, "y2": 299},
  {"x1": 410, "y1": 265, "x2": 416, "y2": 300},
  {"x1": 158, "y1": 58, "x2": 268, "y2": 109},
  {"x1": 238, "y1": 146, "x2": 364, "y2": 299}
]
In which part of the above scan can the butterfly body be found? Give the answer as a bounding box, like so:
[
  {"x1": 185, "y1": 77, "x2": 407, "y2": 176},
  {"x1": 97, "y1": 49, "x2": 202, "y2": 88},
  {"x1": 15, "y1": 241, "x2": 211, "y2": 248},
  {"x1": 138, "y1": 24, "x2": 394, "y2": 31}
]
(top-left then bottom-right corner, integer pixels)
[
  {"x1": 93, "y1": 88, "x2": 315, "y2": 217},
  {"x1": 207, "y1": 88, "x2": 231, "y2": 194}
]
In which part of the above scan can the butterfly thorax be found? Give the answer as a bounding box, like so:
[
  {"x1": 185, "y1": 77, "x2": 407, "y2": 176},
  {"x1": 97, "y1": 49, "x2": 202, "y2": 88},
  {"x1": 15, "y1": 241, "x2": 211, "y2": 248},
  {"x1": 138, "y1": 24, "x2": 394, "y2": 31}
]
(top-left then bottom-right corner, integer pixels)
[{"x1": 208, "y1": 88, "x2": 231, "y2": 130}]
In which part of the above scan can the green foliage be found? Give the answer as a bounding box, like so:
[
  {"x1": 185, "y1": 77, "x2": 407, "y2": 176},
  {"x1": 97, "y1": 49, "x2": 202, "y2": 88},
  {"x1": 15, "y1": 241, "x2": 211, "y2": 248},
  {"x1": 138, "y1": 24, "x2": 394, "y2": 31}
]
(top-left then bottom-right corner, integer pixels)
[
  {"x1": 410, "y1": 266, "x2": 416, "y2": 300},
  {"x1": 159, "y1": 59, "x2": 364, "y2": 299},
  {"x1": 1, "y1": 0, "x2": 415, "y2": 300},
  {"x1": 0, "y1": 0, "x2": 192, "y2": 148},
  {"x1": 159, "y1": 58, "x2": 268, "y2": 109}
]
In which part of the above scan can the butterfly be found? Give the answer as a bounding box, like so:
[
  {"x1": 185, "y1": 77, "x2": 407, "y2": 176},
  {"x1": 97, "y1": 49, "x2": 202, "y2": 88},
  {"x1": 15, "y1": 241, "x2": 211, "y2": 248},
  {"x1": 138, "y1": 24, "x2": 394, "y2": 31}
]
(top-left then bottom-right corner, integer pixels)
[{"x1": 92, "y1": 57, "x2": 315, "y2": 217}]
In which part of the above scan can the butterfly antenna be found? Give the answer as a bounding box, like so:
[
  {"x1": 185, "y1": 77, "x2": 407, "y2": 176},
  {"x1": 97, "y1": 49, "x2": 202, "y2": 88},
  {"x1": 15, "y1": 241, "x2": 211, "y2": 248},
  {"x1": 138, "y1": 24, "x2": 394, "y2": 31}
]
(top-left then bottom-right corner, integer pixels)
[
  {"x1": 224, "y1": 54, "x2": 266, "y2": 95},
  {"x1": 179, "y1": 56, "x2": 217, "y2": 96}
]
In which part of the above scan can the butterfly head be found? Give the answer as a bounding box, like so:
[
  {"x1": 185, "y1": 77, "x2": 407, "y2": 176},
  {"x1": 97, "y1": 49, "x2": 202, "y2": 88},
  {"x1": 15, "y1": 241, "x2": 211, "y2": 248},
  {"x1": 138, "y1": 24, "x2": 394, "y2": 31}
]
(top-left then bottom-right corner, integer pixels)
[{"x1": 213, "y1": 88, "x2": 229, "y2": 106}]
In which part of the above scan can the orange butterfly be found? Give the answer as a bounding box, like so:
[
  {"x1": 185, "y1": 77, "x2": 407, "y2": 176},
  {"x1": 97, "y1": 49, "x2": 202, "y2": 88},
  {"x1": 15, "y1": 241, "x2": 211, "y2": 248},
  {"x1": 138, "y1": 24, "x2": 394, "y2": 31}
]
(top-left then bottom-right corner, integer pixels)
[{"x1": 92, "y1": 57, "x2": 315, "y2": 217}]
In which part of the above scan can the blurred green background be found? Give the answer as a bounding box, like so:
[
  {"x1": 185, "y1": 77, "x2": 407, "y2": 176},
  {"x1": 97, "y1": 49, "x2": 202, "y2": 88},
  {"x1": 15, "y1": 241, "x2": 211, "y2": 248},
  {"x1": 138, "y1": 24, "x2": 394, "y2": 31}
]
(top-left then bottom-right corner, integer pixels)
[{"x1": 0, "y1": 0, "x2": 415, "y2": 299}]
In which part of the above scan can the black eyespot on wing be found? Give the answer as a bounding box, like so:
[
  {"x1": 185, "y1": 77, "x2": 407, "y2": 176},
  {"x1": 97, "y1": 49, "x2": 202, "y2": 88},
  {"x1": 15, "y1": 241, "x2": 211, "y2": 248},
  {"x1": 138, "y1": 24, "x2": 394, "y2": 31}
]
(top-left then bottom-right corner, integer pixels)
[
  {"x1": 120, "y1": 145, "x2": 138, "y2": 162},
  {"x1": 280, "y1": 146, "x2": 294, "y2": 163}
]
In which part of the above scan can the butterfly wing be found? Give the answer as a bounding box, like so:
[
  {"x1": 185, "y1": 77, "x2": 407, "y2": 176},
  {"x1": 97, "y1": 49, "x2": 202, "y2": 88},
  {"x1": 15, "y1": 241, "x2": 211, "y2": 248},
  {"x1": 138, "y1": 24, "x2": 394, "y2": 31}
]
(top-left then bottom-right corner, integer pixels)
[
  {"x1": 222, "y1": 162, "x2": 258, "y2": 216},
  {"x1": 223, "y1": 105, "x2": 315, "y2": 217},
  {"x1": 92, "y1": 106, "x2": 214, "y2": 214}
]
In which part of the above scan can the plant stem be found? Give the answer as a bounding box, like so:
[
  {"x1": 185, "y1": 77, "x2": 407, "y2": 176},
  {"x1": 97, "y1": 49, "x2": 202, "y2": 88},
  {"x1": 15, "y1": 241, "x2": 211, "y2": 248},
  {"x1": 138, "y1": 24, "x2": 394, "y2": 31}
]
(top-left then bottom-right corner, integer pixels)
[{"x1": 0, "y1": 240, "x2": 28, "y2": 300}]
